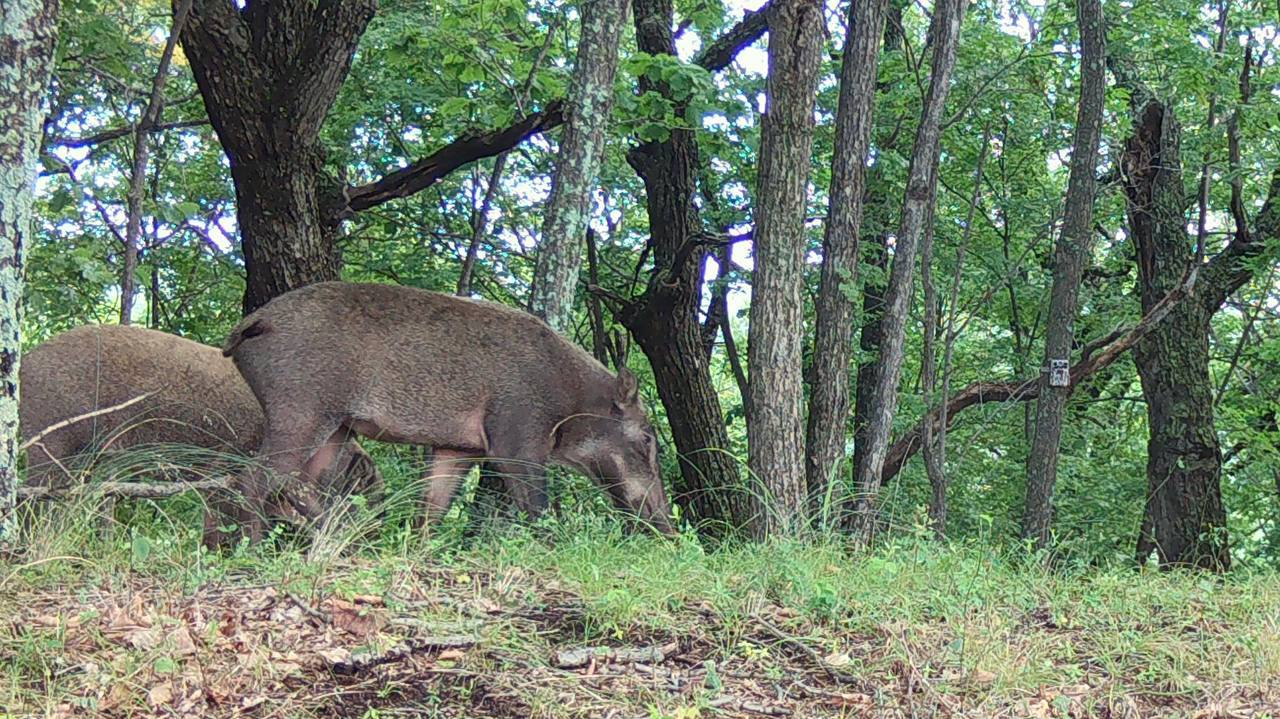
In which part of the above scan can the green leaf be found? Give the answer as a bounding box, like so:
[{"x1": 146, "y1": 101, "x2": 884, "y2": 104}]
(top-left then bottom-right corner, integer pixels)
[
  {"x1": 131, "y1": 533, "x2": 151, "y2": 564},
  {"x1": 636, "y1": 122, "x2": 670, "y2": 143}
]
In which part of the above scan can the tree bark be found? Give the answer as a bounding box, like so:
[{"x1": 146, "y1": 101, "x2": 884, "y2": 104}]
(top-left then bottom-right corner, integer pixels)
[
  {"x1": 804, "y1": 0, "x2": 889, "y2": 515},
  {"x1": 178, "y1": 0, "x2": 376, "y2": 313},
  {"x1": 918, "y1": 199, "x2": 946, "y2": 537},
  {"x1": 614, "y1": 0, "x2": 746, "y2": 530},
  {"x1": 1120, "y1": 98, "x2": 1230, "y2": 570},
  {"x1": 1021, "y1": 0, "x2": 1106, "y2": 550},
  {"x1": 745, "y1": 0, "x2": 824, "y2": 537},
  {"x1": 121, "y1": 0, "x2": 190, "y2": 324},
  {"x1": 851, "y1": 234, "x2": 889, "y2": 492},
  {"x1": 0, "y1": 0, "x2": 60, "y2": 541},
  {"x1": 852, "y1": 0, "x2": 965, "y2": 532},
  {"x1": 530, "y1": 0, "x2": 629, "y2": 332}
]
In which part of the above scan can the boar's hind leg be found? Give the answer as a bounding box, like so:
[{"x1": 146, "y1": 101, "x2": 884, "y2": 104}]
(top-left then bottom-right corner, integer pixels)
[{"x1": 419, "y1": 448, "x2": 479, "y2": 528}]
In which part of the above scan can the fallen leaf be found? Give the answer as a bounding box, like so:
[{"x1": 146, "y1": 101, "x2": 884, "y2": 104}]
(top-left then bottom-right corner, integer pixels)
[
  {"x1": 824, "y1": 651, "x2": 853, "y2": 668},
  {"x1": 147, "y1": 681, "x2": 174, "y2": 707},
  {"x1": 324, "y1": 597, "x2": 386, "y2": 638},
  {"x1": 316, "y1": 646, "x2": 352, "y2": 665},
  {"x1": 1022, "y1": 698, "x2": 1052, "y2": 719},
  {"x1": 33, "y1": 614, "x2": 77, "y2": 628},
  {"x1": 824, "y1": 692, "x2": 873, "y2": 708},
  {"x1": 972, "y1": 669, "x2": 998, "y2": 684},
  {"x1": 171, "y1": 625, "x2": 199, "y2": 656},
  {"x1": 99, "y1": 681, "x2": 133, "y2": 711}
]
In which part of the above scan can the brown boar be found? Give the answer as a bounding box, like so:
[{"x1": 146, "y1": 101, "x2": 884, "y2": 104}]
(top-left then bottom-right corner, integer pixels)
[
  {"x1": 19, "y1": 325, "x2": 383, "y2": 530},
  {"x1": 221, "y1": 281, "x2": 674, "y2": 542}
]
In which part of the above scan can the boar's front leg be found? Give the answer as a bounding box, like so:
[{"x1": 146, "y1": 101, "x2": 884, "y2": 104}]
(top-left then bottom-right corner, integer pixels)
[
  {"x1": 419, "y1": 448, "x2": 479, "y2": 527},
  {"x1": 495, "y1": 461, "x2": 549, "y2": 520},
  {"x1": 483, "y1": 409, "x2": 552, "y2": 521}
]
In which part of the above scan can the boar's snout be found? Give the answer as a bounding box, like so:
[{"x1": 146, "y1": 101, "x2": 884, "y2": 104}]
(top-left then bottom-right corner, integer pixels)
[{"x1": 553, "y1": 369, "x2": 674, "y2": 533}]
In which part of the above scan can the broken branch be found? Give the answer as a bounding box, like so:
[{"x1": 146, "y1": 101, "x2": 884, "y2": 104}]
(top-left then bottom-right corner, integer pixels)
[
  {"x1": 553, "y1": 642, "x2": 677, "y2": 669},
  {"x1": 18, "y1": 477, "x2": 229, "y2": 501},
  {"x1": 20, "y1": 392, "x2": 157, "y2": 452}
]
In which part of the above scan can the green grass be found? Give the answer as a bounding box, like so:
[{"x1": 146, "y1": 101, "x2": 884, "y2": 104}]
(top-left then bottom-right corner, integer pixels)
[{"x1": 3, "y1": 456, "x2": 1280, "y2": 717}]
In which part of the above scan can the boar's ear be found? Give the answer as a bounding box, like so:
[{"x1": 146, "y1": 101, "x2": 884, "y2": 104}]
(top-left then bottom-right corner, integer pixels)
[{"x1": 615, "y1": 367, "x2": 640, "y2": 406}]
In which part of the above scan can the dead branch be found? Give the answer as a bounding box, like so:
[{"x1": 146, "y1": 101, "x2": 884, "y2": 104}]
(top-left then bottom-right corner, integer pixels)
[
  {"x1": 19, "y1": 392, "x2": 157, "y2": 452},
  {"x1": 331, "y1": 635, "x2": 477, "y2": 675},
  {"x1": 553, "y1": 641, "x2": 678, "y2": 669},
  {"x1": 18, "y1": 477, "x2": 229, "y2": 501}
]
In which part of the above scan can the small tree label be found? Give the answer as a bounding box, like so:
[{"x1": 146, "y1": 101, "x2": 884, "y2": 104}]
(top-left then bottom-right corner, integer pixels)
[{"x1": 1049, "y1": 359, "x2": 1070, "y2": 387}]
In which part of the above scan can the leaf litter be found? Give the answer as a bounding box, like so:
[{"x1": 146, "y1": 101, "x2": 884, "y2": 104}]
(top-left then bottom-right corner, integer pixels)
[{"x1": 2, "y1": 562, "x2": 1278, "y2": 718}]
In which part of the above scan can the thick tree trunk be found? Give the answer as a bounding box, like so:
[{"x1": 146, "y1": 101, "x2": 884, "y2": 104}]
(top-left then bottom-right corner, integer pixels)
[
  {"x1": 746, "y1": 0, "x2": 824, "y2": 537},
  {"x1": 852, "y1": 0, "x2": 965, "y2": 531},
  {"x1": 805, "y1": 0, "x2": 890, "y2": 514},
  {"x1": 178, "y1": 0, "x2": 375, "y2": 314},
  {"x1": 1022, "y1": 0, "x2": 1106, "y2": 550},
  {"x1": 1134, "y1": 302, "x2": 1227, "y2": 569},
  {"x1": 1121, "y1": 99, "x2": 1229, "y2": 570},
  {"x1": 232, "y1": 150, "x2": 341, "y2": 313},
  {"x1": 0, "y1": 0, "x2": 60, "y2": 541},
  {"x1": 617, "y1": 0, "x2": 745, "y2": 531},
  {"x1": 530, "y1": 0, "x2": 629, "y2": 332}
]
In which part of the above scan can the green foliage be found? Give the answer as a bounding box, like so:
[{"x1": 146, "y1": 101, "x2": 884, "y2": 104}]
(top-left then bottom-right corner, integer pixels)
[{"x1": 22, "y1": 0, "x2": 1280, "y2": 567}]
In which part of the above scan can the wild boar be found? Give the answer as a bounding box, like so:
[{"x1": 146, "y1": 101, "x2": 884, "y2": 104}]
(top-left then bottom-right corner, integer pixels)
[
  {"x1": 221, "y1": 281, "x2": 673, "y2": 542},
  {"x1": 19, "y1": 325, "x2": 383, "y2": 535}
]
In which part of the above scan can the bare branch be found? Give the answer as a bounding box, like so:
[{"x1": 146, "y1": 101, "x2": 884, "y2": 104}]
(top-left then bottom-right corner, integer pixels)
[
  {"x1": 18, "y1": 477, "x2": 227, "y2": 501},
  {"x1": 47, "y1": 119, "x2": 209, "y2": 150},
  {"x1": 692, "y1": 1, "x2": 772, "y2": 71},
  {"x1": 20, "y1": 392, "x2": 157, "y2": 452}
]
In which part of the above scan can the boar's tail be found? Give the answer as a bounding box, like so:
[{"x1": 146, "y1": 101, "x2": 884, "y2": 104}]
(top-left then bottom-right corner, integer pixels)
[{"x1": 222, "y1": 316, "x2": 271, "y2": 357}]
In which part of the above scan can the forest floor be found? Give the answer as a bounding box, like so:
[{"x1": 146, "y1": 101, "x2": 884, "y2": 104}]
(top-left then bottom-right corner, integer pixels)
[{"x1": 3, "y1": 503, "x2": 1280, "y2": 718}]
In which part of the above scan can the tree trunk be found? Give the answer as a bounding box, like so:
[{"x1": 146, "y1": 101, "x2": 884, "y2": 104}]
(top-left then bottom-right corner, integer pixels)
[
  {"x1": 616, "y1": 0, "x2": 745, "y2": 531},
  {"x1": 745, "y1": 0, "x2": 824, "y2": 538},
  {"x1": 530, "y1": 0, "x2": 629, "y2": 332},
  {"x1": 919, "y1": 204, "x2": 946, "y2": 538},
  {"x1": 0, "y1": 0, "x2": 60, "y2": 541},
  {"x1": 178, "y1": 0, "x2": 376, "y2": 314},
  {"x1": 1121, "y1": 99, "x2": 1229, "y2": 570},
  {"x1": 233, "y1": 151, "x2": 341, "y2": 313},
  {"x1": 1021, "y1": 0, "x2": 1106, "y2": 550},
  {"x1": 851, "y1": 234, "x2": 889, "y2": 491},
  {"x1": 805, "y1": 0, "x2": 889, "y2": 515},
  {"x1": 122, "y1": 0, "x2": 190, "y2": 324},
  {"x1": 852, "y1": 0, "x2": 966, "y2": 531}
]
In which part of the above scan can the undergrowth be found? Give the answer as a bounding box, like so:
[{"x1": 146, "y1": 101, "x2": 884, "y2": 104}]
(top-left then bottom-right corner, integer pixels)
[{"x1": 2, "y1": 454, "x2": 1279, "y2": 717}]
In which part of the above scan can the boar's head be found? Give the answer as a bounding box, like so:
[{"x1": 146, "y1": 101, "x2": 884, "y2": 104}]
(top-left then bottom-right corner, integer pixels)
[{"x1": 553, "y1": 368, "x2": 674, "y2": 534}]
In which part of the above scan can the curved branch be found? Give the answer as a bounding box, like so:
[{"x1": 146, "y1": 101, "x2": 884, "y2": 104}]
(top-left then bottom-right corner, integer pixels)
[
  {"x1": 329, "y1": 8, "x2": 771, "y2": 223},
  {"x1": 883, "y1": 274, "x2": 1195, "y2": 482},
  {"x1": 325, "y1": 102, "x2": 565, "y2": 224},
  {"x1": 693, "y1": 1, "x2": 772, "y2": 71}
]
